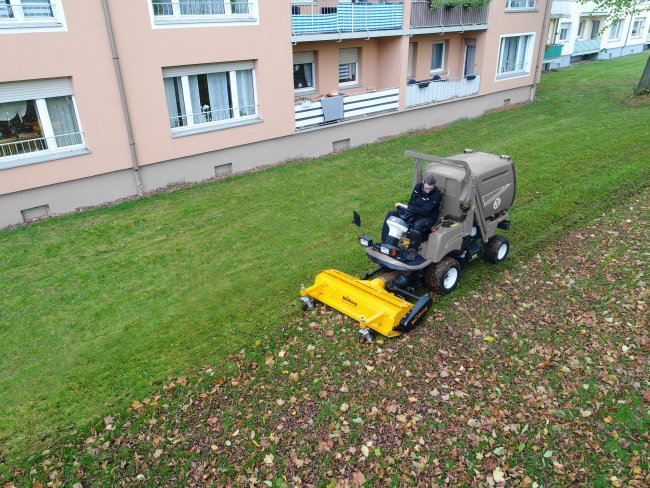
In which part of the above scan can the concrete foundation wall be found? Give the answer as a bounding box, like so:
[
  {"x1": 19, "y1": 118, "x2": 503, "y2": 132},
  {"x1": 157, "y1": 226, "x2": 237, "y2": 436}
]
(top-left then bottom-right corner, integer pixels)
[
  {"x1": 1, "y1": 170, "x2": 138, "y2": 228},
  {"x1": 597, "y1": 44, "x2": 646, "y2": 60},
  {"x1": 0, "y1": 85, "x2": 532, "y2": 229}
]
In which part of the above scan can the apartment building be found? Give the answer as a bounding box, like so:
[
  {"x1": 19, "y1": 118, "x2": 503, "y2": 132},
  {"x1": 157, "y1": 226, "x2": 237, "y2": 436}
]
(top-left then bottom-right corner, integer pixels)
[
  {"x1": 0, "y1": 0, "x2": 549, "y2": 228},
  {"x1": 544, "y1": 0, "x2": 650, "y2": 69}
]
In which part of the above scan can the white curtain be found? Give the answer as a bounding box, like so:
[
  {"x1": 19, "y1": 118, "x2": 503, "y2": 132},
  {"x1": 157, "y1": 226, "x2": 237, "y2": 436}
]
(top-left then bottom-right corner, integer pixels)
[
  {"x1": 46, "y1": 96, "x2": 81, "y2": 147},
  {"x1": 0, "y1": 101, "x2": 27, "y2": 122},
  {"x1": 231, "y1": 0, "x2": 248, "y2": 14},
  {"x1": 187, "y1": 75, "x2": 203, "y2": 124},
  {"x1": 164, "y1": 77, "x2": 186, "y2": 127},
  {"x1": 24, "y1": 0, "x2": 53, "y2": 18},
  {"x1": 236, "y1": 70, "x2": 255, "y2": 117},
  {"x1": 303, "y1": 64, "x2": 313, "y2": 88},
  {"x1": 207, "y1": 73, "x2": 230, "y2": 121},
  {"x1": 154, "y1": 0, "x2": 173, "y2": 15},
  {"x1": 500, "y1": 37, "x2": 518, "y2": 73},
  {"x1": 180, "y1": 0, "x2": 225, "y2": 15}
]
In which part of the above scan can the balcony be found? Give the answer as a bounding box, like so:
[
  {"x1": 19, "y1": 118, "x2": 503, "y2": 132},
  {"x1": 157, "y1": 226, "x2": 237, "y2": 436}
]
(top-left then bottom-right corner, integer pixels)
[
  {"x1": 550, "y1": 0, "x2": 572, "y2": 18},
  {"x1": 579, "y1": 1, "x2": 608, "y2": 16},
  {"x1": 291, "y1": 1, "x2": 403, "y2": 41},
  {"x1": 405, "y1": 75, "x2": 480, "y2": 108},
  {"x1": 409, "y1": 1, "x2": 488, "y2": 32},
  {"x1": 573, "y1": 38, "x2": 601, "y2": 54},
  {"x1": 544, "y1": 44, "x2": 563, "y2": 60},
  {"x1": 294, "y1": 87, "x2": 399, "y2": 130}
]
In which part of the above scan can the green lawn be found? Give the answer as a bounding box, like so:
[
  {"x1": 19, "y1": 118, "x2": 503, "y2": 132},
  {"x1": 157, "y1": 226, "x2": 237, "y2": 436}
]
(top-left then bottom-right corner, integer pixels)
[{"x1": 1, "y1": 53, "x2": 649, "y2": 467}]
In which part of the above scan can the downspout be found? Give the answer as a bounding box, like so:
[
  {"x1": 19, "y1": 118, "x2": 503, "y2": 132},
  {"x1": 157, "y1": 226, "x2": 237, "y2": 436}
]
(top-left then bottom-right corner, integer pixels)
[
  {"x1": 531, "y1": 0, "x2": 553, "y2": 101},
  {"x1": 101, "y1": 0, "x2": 144, "y2": 196}
]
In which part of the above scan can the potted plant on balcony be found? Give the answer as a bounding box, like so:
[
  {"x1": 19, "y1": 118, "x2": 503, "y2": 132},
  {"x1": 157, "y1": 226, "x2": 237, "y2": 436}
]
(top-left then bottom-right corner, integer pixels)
[{"x1": 295, "y1": 95, "x2": 314, "y2": 109}]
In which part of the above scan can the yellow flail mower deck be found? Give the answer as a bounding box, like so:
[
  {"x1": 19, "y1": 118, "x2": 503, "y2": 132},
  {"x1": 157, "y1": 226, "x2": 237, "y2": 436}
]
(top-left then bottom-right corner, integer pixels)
[{"x1": 300, "y1": 269, "x2": 432, "y2": 340}]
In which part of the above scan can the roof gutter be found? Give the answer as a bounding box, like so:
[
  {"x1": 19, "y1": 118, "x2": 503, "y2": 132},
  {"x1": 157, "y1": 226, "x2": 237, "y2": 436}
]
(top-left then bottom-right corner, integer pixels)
[{"x1": 101, "y1": 0, "x2": 144, "y2": 196}]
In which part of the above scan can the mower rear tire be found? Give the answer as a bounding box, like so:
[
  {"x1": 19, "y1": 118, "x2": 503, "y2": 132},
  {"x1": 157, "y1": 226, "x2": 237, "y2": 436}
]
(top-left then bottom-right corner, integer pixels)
[
  {"x1": 485, "y1": 235, "x2": 510, "y2": 264},
  {"x1": 425, "y1": 257, "x2": 461, "y2": 294}
]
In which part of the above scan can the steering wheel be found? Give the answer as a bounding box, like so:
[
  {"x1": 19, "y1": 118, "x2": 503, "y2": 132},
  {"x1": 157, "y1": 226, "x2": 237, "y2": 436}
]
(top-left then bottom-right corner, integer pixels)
[{"x1": 399, "y1": 207, "x2": 414, "y2": 224}]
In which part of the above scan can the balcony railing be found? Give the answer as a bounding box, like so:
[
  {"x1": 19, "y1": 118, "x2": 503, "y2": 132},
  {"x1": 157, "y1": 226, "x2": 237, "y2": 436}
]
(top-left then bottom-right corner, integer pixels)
[
  {"x1": 544, "y1": 44, "x2": 563, "y2": 60},
  {"x1": 405, "y1": 75, "x2": 480, "y2": 108},
  {"x1": 0, "y1": 2, "x2": 58, "y2": 23},
  {"x1": 291, "y1": 1, "x2": 403, "y2": 36},
  {"x1": 169, "y1": 105, "x2": 259, "y2": 128},
  {"x1": 295, "y1": 87, "x2": 399, "y2": 130},
  {"x1": 0, "y1": 132, "x2": 84, "y2": 159},
  {"x1": 573, "y1": 38, "x2": 601, "y2": 54},
  {"x1": 550, "y1": 0, "x2": 572, "y2": 18},
  {"x1": 410, "y1": 1, "x2": 487, "y2": 29}
]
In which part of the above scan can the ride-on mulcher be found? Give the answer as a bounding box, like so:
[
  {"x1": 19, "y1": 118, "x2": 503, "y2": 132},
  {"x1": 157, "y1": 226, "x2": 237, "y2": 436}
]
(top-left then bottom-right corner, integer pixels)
[{"x1": 300, "y1": 150, "x2": 515, "y2": 341}]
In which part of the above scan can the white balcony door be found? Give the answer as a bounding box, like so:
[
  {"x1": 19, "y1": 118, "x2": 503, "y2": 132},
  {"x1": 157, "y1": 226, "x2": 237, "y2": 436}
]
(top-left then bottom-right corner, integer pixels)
[{"x1": 463, "y1": 39, "x2": 476, "y2": 77}]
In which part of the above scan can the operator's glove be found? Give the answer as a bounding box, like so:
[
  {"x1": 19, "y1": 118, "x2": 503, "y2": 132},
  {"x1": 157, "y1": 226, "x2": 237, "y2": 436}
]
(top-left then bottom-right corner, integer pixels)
[{"x1": 395, "y1": 202, "x2": 407, "y2": 209}]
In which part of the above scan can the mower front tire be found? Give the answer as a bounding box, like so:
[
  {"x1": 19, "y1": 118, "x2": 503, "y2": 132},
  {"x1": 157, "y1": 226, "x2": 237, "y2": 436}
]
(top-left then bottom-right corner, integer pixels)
[
  {"x1": 425, "y1": 256, "x2": 461, "y2": 295},
  {"x1": 485, "y1": 235, "x2": 510, "y2": 264}
]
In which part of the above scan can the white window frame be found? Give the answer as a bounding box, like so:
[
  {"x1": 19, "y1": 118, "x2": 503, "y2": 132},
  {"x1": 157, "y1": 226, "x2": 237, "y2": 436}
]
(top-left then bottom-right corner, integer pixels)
[
  {"x1": 430, "y1": 41, "x2": 446, "y2": 74},
  {"x1": 505, "y1": 0, "x2": 536, "y2": 11},
  {"x1": 0, "y1": 0, "x2": 66, "y2": 34},
  {"x1": 495, "y1": 33, "x2": 535, "y2": 81},
  {"x1": 338, "y1": 48, "x2": 359, "y2": 88},
  {"x1": 630, "y1": 17, "x2": 645, "y2": 38},
  {"x1": 577, "y1": 20, "x2": 585, "y2": 39},
  {"x1": 293, "y1": 52, "x2": 316, "y2": 93},
  {"x1": 558, "y1": 22, "x2": 570, "y2": 42},
  {"x1": 608, "y1": 19, "x2": 623, "y2": 40},
  {"x1": 163, "y1": 63, "x2": 260, "y2": 136},
  {"x1": 149, "y1": 0, "x2": 258, "y2": 28},
  {"x1": 0, "y1": 81, "x2": 86, "y2": 170}
]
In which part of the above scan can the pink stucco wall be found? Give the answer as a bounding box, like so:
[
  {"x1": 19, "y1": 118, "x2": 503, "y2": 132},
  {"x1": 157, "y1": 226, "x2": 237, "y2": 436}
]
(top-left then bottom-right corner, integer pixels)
[
  {"x1": 0, "y1": 0, "x2": 132, "y2": 195},
  {"x1": 1, "y1": 0, "x2": 548, "y2": 198},
  {"x1": 108, "y1": 1, "x2": 295, "y2": 167},
  {"x1": 292, "y1": 36, "x2": 403, "y2": 100},
  {"x1": 479, "y1": 1, "x2": 549, "y2": 94}
]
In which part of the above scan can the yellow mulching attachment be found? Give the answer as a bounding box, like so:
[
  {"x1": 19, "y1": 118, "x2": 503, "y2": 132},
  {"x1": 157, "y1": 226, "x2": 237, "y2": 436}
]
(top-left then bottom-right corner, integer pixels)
[{"x1": 300, "y1": 269, "x2": 414, "y2": 337}]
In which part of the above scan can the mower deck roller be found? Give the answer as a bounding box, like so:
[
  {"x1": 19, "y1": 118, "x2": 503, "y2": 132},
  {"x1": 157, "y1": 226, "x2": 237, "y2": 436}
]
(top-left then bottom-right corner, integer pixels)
[{"x1": 300, "y1": 269, "x2": 414, "y2": 337}]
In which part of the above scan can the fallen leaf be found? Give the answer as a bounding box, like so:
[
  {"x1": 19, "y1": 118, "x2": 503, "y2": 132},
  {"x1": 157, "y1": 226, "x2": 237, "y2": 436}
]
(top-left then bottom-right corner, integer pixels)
[
  {"x1": 264, "y1": 453, "x2": 274, "y2": 465},
  {"x1": 352, "y1": 471, "x2": 366, "y2": 485},
  {"x1": 493, "y1": 466, "x2": 506, "y2": 483},
  {"x1": 340, "y1": 403, "x2": 349, "y2": 412}
]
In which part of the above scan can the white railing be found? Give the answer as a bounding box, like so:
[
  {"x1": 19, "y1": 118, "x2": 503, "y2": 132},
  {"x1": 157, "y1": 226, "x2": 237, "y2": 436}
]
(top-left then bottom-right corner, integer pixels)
[
  {"x1": 506, "y1": 0, "x2": 536, "y2": 10},
  {"x1": 406, "y1": 75, "x2": 480, "y2": 108},
  {"x1": 0, "y1": 2, "x2": 57, "y2": 23},
  {"x1": 291, "y1": 1, "x2": 403, "y2": 36},
  {"x1": 170, "y1": 105, "x2": 258, "y2": 128},
  {"x1": 410, "y1": 2, "x2": 488, "y2": 28},
  {"x1": 294, "y1": 87, "x2": 399, "y2": 130},
  {"x1": 0, "y1": 132, "x2": 83, "y2": 158},
  {"x1": 152, "y1": 1, "x2": 253, "y2": 18}
]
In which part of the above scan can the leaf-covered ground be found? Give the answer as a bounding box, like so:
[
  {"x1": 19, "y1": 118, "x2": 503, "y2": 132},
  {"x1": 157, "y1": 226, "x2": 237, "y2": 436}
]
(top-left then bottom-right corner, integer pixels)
[{"x1": 4, "y1": 190, "x2": 649, "y2": 486}]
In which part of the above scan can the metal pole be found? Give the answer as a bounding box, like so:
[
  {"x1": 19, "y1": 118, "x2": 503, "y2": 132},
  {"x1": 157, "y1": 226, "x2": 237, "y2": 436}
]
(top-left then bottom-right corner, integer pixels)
[
  {"x1": 101, "y1": 0, "x2": 144, "y2": 196},
  {"x1": 531, "y1": 0, "x2": 553, "y2": 101}
]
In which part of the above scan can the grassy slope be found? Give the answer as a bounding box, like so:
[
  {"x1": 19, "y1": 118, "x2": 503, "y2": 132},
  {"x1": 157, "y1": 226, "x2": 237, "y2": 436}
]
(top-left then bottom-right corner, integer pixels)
[{"x1": 0, "y1": 53, "x2": 648, "y2": 464}]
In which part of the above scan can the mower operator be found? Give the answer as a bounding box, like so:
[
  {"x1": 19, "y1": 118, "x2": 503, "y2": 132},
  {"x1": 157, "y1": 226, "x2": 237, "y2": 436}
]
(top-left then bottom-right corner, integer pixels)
[{"x1": 381, "y1": 174, "x2": 442, "y2": 255}]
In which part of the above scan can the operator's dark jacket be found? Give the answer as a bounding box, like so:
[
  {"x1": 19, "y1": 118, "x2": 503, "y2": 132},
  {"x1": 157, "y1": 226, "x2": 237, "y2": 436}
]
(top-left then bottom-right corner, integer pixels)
[{"x1": 408, "y1": 183, "x2": 443, "y2": 222}]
